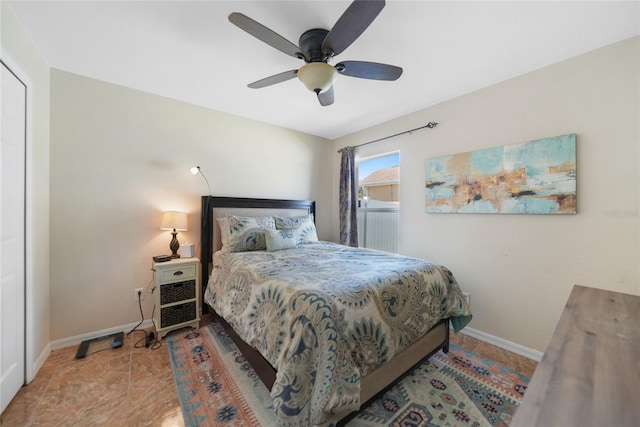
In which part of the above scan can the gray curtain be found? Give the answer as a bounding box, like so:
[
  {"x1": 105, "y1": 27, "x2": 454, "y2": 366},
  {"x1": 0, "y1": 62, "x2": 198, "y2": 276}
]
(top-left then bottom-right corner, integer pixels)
[{"x1": 338, "y1": 146, "x2": 358, "y2": 247}]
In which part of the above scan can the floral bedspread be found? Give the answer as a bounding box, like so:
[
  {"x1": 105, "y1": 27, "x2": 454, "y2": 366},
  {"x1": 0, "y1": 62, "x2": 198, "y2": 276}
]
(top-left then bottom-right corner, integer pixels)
[{"x1": 204, "y1": 241, "x2": 472, "y2": 426}]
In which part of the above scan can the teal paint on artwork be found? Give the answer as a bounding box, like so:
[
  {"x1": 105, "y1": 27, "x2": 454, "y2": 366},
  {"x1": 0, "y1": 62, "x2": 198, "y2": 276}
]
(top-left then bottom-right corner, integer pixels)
[
  {"x1": 505, "y1": 134, "x2": 576, "y2": 180},
  {"x1": 458, "y1": 200, "x2": 498, "y2": 214},
  {"x1": 470, "y1": 146, "x2": 503, "y2": 175},
  {"x1": 425, "y1": 156, "x2": 451, "y2": 180},
  {"x1": 424, "y1": 134, "x2": 577, "y2": 214},
  {"x1": 502, "y1": 197, "x2": 560, "y2": 214},
  {"x1": 426, "y1": 187, "x2": 454, "y2": 200}
]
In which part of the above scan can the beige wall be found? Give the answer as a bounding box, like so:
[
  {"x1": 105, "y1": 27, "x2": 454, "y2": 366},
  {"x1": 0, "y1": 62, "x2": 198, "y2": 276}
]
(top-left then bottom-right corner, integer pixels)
[
  {"x1": 1, "y1": 3, "x2": 51, "y2": 380},
  {"x1": 49, "y1": 70, "x2": 332, "y2": 340},
  {"x1": 333, "y1": 36, "x2": 640, "y2": 352}
]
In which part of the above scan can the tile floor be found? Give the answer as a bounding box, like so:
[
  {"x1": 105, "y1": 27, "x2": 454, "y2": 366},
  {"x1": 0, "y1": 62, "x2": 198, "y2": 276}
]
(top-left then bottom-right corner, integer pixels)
[
  {"x1": 0, "y1": 324, "x2": 537, "y2": 426},
  {"x1": 0, "y1": 328, "x2": 184, "y2": 427}
]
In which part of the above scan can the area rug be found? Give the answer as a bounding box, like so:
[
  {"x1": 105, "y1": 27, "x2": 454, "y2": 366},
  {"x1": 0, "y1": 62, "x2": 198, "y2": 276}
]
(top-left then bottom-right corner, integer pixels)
[{"x1": 167, "y1": 320, "x2": 529, "y2": 427}]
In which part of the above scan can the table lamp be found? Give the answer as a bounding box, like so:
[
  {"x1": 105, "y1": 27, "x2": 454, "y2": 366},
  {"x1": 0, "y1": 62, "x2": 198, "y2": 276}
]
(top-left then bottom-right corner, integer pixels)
[{"x1": 160, "y1": 211, "x2": 188, "y2": 258}]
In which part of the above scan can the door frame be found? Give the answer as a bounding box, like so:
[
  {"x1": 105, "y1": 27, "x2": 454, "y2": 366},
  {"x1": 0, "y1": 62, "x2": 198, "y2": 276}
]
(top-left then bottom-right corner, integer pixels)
[{"x1": 1, "y1": 52, "x2": 36, "y2": 384}]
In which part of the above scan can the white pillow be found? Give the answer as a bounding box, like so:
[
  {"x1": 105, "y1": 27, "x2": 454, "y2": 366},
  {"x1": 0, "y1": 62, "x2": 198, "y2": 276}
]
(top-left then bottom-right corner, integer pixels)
[
  {"x1": 273, "y1": 214, "x2": 319, "y2": 245},
  {"x1": 227, "y1": 215, "x2": 276, "y2": 252},
  {"x1": 294, "y1": 221, "x2": 318, "y2": 244},
  {"x1": 216, "y1": 216, "x2": 230, "y2": 250},
  {"x1": 273, "y1": 214, "x2": 314, "y2": 229},
  {"x1": 265, "y1": 228, "x2": 297, "y2": 251}
]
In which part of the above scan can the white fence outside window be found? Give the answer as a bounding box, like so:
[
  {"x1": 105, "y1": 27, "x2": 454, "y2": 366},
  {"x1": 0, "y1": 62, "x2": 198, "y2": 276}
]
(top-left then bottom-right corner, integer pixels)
[{"x1": 357, "y1": 199, "x2": 399, "y2": 253}]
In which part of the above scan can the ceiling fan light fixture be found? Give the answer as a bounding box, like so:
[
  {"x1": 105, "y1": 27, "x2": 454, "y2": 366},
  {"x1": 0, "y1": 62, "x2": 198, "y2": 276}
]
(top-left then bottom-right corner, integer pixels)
[{"x1": 298, "y1": 62, "x2": 337, "y2": 94}]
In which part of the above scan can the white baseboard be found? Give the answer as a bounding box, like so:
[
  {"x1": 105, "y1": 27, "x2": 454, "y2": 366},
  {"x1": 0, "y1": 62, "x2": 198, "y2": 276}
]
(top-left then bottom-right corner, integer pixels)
[
  {"x1": 456, "y1": 326, "x2": 543, "y2": 362},
  {"x1": 28, "y1": 342, "x2": 51, "y2": 383},
  {"x1": 50, "y1": 319, "x2": 154, "y2": 351}
]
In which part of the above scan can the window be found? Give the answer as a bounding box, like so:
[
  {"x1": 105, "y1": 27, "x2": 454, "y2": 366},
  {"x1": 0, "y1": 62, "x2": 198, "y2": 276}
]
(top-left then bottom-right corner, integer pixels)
[{"x1": 357, "y1": 152, "x2": 399, "y2": 253}]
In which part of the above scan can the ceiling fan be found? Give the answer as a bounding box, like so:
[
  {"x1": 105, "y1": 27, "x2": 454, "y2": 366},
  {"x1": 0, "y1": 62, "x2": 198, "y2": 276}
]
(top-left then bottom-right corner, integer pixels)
[{"x1": 229, "y1": 0, "x2": 402, "y2": 106}]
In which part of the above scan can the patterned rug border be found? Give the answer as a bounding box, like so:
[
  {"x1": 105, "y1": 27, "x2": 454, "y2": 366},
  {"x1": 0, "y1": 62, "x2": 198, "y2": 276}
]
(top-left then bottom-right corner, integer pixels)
[
  {"x1": 167, "y1": 320, "x2": 529, "y2": 427},
  {"x1": 166, "y1": 333, "x2": 206, "y2": 426},
  {"x1": 432, "y1": 345, "x2": 530, "y2": 403}
]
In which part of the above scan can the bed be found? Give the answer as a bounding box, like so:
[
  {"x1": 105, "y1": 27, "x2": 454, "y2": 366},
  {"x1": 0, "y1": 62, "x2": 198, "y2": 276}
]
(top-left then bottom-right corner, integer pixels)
[{"x1": 200, "y1": 196, "x2": 472, "y2": 426}]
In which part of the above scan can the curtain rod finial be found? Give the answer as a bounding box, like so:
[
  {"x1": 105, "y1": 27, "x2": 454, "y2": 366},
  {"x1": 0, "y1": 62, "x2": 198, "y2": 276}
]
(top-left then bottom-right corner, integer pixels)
[{"x1": 426, "y1": 122, "x2": 438, "y2": 128}]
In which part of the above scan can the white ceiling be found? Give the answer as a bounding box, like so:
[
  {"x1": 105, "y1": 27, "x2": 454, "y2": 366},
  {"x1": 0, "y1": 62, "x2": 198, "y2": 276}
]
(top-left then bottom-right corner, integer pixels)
[{"x1": 8, "y1": 1, "x2": 639, "y2": 139}]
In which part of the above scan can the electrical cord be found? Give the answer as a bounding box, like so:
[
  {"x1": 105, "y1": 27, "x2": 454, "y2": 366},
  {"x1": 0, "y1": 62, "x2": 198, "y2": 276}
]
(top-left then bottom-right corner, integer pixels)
[
  {"x1": 127, "y1": 290, "x2": 145, "y2": 335},
  {"x1": 148, "y1": 304, "x2": 161, "y2": 350},
  {"x1": 126, "y1": 286, "x2": 162, "y2": 350}
]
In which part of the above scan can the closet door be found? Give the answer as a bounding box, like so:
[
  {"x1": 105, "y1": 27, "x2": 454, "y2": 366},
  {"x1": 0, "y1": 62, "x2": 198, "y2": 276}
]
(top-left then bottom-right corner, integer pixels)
[{"x1": 1, "y1": 61, "x2": 26, "y2": 414}]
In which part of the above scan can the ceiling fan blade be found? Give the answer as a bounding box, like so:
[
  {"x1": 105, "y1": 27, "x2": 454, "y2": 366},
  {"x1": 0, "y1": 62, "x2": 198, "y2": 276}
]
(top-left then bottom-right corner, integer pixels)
[
  {"x1": 248, "y1": 70, "x2": 298, "y2": 89},
  {"x1": 229, "y1": 12, "x2": 306, "y2": 60},
  {"x1": 321, "y1": 0, "x2": 385, "y2": 57},
  {"x1": 317, "y1": 86, "x2": 335, "y2": 106},
  {"x1": 336, "y1": 61, "x2": 402, "y2": 81}
]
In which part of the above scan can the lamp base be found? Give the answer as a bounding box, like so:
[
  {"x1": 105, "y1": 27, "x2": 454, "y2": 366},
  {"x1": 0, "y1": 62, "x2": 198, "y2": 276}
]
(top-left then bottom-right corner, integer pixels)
[{"x1": 169, "y1": 231, "x2": 180, "y2": 258}]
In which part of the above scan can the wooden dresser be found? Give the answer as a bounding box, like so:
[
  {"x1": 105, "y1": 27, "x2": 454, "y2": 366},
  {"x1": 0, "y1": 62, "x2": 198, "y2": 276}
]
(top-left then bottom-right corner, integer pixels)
[{"x1": 511, "y1": 285, "x2": 640, "y2": 427}]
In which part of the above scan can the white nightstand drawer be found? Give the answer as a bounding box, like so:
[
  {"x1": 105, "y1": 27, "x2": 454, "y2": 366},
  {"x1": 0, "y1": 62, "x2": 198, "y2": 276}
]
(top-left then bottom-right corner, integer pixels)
[{"x1": 158, "y1": 263, "x2": 196, "y2": 283}]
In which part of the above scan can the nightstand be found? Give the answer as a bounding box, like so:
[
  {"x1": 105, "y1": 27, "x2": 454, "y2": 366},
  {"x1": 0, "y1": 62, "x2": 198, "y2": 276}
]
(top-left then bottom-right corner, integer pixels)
[{"x1": 152, "y1": 257, "x2": 200, "y2": 339}]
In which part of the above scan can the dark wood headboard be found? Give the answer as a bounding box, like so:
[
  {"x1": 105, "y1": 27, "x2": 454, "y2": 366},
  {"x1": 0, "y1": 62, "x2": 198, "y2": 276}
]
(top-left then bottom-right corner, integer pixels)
[{"x1": 200, "y1": 196, "x2": 316, "y2": 309}]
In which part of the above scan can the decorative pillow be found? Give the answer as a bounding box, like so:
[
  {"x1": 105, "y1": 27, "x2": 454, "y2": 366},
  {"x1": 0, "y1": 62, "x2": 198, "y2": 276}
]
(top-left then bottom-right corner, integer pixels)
[
  {"x1": 227, "y1": 215, "x2": 276, "y2": 252},
  {"x1": 273, "y1": 214, "x2": 318, "y2": 245},
  {"x1": 216, "y1": 216, "x2": 230, "y2": 250},
  {"x1": 295, "y1": 221, "x2": 319, "y2": 244},
  {"x1": 273, "y1": 214, "x2": 314, "y2": 229},
  {"x1": 264, "y1": 228, "x2": 297, "y2": 251}
]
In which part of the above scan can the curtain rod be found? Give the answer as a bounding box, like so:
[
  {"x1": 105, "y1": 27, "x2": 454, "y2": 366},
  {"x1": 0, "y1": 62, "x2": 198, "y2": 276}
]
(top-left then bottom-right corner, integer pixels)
[{"x1": 345, "y1": 121, "x2": 438, "y2": 151}]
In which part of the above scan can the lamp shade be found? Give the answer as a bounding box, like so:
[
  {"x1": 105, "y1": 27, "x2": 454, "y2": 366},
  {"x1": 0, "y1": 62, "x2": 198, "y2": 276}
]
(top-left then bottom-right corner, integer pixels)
[
  {"x1": 297, "y1": 62, "x2": 337, "y2": 93},
  {"x1": 160, "y1": 211, "x2": 188, "y2": 231}
]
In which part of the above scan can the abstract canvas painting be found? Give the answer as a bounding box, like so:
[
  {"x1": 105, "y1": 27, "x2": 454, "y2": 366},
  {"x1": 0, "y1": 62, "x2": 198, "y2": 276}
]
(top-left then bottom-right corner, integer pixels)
[{"x1": 425, "y1": 134, "x2": 576, "y2": 214}]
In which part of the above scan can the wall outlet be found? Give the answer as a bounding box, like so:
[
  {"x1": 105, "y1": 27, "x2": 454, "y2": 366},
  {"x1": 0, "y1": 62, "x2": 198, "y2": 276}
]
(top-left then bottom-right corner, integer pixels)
[{"x1": 134, "y1": 288, "x2": 144, "y2": 302}]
